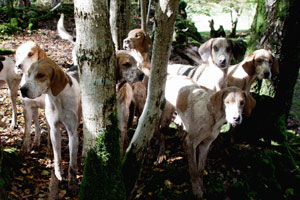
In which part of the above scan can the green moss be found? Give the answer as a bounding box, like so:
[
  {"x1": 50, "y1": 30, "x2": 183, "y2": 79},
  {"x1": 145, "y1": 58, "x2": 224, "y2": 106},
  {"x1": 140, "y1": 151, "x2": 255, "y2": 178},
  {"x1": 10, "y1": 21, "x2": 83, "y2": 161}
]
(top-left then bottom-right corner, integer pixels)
[
  {"x1": 276, "y1": 0, "x2": 289, "y2": 20},
  {"x1": 79, "y1": 112, "x2": 126, "y2": 200}
]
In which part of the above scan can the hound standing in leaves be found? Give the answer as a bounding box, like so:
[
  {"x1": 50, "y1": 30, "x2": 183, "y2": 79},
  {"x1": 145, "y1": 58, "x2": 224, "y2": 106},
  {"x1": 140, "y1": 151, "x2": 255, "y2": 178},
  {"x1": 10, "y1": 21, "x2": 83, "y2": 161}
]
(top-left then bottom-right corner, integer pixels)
[{"x1": 20, "y1": 58, "x2": 81, "y2": 191}]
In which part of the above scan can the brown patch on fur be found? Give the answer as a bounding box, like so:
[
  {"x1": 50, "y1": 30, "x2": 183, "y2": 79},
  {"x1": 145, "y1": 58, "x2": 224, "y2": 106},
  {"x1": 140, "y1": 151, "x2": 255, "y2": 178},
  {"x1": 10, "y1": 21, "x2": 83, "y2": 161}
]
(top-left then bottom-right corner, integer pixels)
[
  {"x1": 242, "y1": 53, "x2": 255, "y2": 76},
  {"x1": 243, "y1": 92, "x2": 256, "y2": 117},
  {"x1": 176, "y1": 89, "x2": 189, "y2": 113},
  {"x1": 33, "y1": 58, "x2": 68, "y2": 96},
  {"x1": 271, "y1": 55, "x2": 280, "y2": 75}
]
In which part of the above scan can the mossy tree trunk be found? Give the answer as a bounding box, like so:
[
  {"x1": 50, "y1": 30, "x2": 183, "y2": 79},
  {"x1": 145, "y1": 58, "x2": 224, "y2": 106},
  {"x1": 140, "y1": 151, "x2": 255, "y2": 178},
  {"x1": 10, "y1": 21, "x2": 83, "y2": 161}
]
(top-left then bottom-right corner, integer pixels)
[
  {"x1": 235, "y1": 0, "x2": 300, "y2": 144},
  {"x1": 110, "y1": 0, "x2": 131, "y2": 50},
  {"x1": 122, "y1": 0, "x2": 179, "y2": 197},
  {"x1": 74, "y1": 0, "x2": 125, "y2": 199}
]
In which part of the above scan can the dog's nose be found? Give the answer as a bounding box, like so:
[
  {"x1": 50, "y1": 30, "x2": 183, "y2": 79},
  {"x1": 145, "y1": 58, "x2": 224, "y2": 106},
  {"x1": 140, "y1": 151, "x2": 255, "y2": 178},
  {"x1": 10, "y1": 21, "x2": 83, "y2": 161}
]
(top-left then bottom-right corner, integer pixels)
[
  {"x1": 233, "y1": 116, "x2": 241, "y2": 123},
  {"x1": 17, "y1": 64, "x2": 23, "y2": 69},
  {"x1": 20, "y1": 87, "x2": 28, "y2": 98},
  {"x1": 138, "y1": 73, "x2": 145, "y2": 81},
  {"x1": 264, "y1": 71, "x2": 271, "y2": 79},
  {"x1": 220, "y1": 58, "x2": 226, "y2": 65}
]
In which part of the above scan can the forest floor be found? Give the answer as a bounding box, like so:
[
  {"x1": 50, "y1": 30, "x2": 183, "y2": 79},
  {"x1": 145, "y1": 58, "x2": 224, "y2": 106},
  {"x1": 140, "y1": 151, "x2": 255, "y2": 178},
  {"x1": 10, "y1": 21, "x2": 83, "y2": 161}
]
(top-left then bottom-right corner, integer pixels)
[{"x1": 0, "y1": 11, "x2": 300, "y2": 200}]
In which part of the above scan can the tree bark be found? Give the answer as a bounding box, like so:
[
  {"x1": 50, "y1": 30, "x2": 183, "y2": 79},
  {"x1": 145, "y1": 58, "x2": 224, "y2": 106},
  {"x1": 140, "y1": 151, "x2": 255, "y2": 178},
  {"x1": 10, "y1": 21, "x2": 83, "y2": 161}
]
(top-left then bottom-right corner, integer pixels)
[
  {"x1": 122, "y1": 0, "x2": 179, "y2": 196},
  {"x1": 234, "y1": 0, "x2": 300, "y2": 144},
  {"x1": 110, "y1": 0, "x2": 131, "y2": 50},
  {"x1": 140, "y1": 0, "x2": 147, "y2": 31},
  {"x1": 74, "y1": 0, "x2": 125, "y2": 199},
  {"x1": 50, "y1": 0, "x2": 60, "y2": 7}
]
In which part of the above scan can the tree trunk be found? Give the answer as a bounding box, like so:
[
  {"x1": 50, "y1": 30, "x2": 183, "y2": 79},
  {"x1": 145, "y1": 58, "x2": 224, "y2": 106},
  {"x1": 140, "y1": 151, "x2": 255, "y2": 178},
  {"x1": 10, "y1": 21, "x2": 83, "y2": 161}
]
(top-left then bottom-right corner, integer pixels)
[
  {"x1": 234, "y1": 0, "x2": 300, "y2": 144},
  {"x1": 146, "y1": 0, "x2": 152, "y2": 25},
  {"x1": 16, "y1": 0, "x2": 30, "y2": 7},
  {"x1": 110, "y1": 0, "x2": 131, "y2": 50},
  {"x1": 140, "y1": 0, "x2": 147, "y2": 31},
  {"x1": 50, "y1": 0, "x2": 60, "y2": 7},
  {"x1": 122, "y1": 0, "x2": 179, "y2": 196},
  {"x1": 74, "y1": 0, "x2": 125, "y2": 199}
]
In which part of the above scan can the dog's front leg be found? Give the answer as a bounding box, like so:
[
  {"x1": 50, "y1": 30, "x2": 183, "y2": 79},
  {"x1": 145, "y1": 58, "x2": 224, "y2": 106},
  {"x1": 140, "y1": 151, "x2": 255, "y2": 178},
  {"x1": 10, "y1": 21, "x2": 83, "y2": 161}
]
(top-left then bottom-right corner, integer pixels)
[
  {"x1": 7, "y1": 79, "x2": 19, "y2": 129},
  {"x1": 184, "y1": 137, "x2": 204, "y2": 200},
  {"x1": 21, "y1": 103, "x2": 33, "y2": 153},
  {"x1": 65, "y1": 121, "x2": 79, "y2": 191},
  {"x1": 32, "y1": 108, "x2": 41, "y2": 147},
  {"x1": 50, "y1": 124, "x2": 63, "y2": 181}
]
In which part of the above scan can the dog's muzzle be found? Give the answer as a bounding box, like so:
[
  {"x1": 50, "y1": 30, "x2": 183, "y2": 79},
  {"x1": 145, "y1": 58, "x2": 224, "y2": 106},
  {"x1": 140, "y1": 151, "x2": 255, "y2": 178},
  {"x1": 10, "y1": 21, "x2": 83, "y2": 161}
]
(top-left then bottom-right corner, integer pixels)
[
  {"x1": 20, "y1": 86, "x2": 28, "y2": 98},
  {"x1": 123, "y1": 39, "x2": 131, "y2": 50},
  {"x1": 15, "y1": 64, "x2": 24, "y2": 75}
]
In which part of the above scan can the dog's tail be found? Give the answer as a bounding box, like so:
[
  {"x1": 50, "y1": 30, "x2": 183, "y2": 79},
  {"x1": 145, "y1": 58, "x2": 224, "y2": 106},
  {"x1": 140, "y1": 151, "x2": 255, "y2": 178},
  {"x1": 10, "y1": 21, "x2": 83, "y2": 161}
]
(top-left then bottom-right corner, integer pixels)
[{"x1": 57, "y1": 13, "x2": 75, "y2": 44}]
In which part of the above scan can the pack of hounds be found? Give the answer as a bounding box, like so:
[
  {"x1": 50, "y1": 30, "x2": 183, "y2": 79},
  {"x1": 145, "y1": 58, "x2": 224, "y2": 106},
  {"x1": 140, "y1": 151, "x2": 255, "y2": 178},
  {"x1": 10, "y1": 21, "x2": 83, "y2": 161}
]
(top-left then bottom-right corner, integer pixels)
[{"x1": 0, "y1": 13, "x2": 279, "y2": 199}]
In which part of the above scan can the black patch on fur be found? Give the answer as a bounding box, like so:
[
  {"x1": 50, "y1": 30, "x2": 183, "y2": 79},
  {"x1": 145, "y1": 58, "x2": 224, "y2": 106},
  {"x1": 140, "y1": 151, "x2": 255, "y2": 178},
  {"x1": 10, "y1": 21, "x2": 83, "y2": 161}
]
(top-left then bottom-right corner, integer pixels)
[
  {"x1": 117, "y1": 80, "x2": 127, "y2": 91},
  {"x1": 182, "y1": 67, "x2": 194, "y2": 76},
  {"x1": 0, "y1": 56, "x2": 5, "y2": 72},
  {"x1": 67, "y1": 65, "x2": 78, "y2": 72}
]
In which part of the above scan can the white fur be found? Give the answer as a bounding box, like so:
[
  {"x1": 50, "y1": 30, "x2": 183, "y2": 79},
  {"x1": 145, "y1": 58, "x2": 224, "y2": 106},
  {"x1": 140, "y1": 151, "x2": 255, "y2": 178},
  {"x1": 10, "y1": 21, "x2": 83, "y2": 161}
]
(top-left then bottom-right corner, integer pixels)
[
  {"x1": 0, "y1": 56, "x2": 21, "y2": 128},
  {"x1": 15, "y1": 42, "x2": 47, "y2": 153}
]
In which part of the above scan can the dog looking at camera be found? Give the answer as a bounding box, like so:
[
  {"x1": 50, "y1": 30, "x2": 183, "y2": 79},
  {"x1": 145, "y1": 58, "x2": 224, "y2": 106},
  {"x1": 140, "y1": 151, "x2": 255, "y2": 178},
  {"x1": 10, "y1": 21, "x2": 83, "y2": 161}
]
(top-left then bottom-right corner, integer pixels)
[
  {"x1": 165, "y1": 75, "x2": 256, "y2": 199},
  {"x1": 227, "y1": 49, "x2": 279, "y2": 91}
]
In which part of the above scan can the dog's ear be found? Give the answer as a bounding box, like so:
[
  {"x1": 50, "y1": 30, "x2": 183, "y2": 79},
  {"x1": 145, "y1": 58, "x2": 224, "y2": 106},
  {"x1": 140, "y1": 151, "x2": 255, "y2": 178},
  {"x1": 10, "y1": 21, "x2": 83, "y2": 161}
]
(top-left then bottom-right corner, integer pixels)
[
  {"x1": 38, "y1": 48, "x2": 47, "y2": 59},
  {"x1": 50, "y1": 62, "x2": 68, "y2": 96},
  {"x1": 143, "y1": 33, "x2": 152, "y2": 53},
  {"x1": 115, "y1": 52, "x2": 121, "y2": 81},
  {"x1": 198, "y1": 38, "x2": 214, "y2": 62},
  {"x1": 243, "y1": 92, "x2": 256, "y2": 117},
  {"x1": 242, "y1": 52, "x2": 255, "y2": 76},
  {"x1": 271, "y1": 54, "x2": 280, "y2": 76},
  {"x1": 210, "y1": 89, "x2": 226, "y2": 113}
]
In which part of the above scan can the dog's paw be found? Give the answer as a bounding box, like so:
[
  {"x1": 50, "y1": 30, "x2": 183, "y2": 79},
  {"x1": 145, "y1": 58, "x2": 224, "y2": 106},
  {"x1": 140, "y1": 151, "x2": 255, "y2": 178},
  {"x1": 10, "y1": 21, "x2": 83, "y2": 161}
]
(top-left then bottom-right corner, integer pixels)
[
  {"x1": 21, "y1": 139, "x2": 32, "y2": 154},
  {"x1": 33, "y1": 136, "x2": 41, "y2": 147}
]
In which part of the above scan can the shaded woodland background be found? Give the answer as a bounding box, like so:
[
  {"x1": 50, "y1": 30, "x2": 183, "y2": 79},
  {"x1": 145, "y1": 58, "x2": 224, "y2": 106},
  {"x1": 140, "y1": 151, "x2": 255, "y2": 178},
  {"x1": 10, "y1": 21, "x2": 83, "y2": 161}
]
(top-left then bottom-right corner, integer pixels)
[{"x1": 0, "y1": 0, "x2": 299, "y2": 199}]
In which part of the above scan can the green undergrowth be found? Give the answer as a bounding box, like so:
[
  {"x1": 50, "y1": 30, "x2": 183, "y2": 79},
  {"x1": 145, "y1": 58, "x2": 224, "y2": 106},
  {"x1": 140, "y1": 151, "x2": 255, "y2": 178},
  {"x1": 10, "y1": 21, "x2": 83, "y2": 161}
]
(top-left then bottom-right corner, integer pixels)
[
  {"x1": 205, "y1": 137, "x2": 300, "y2": 200},
  {"x1": 79, "y1": 112, "x2": 125, "y2": 200},
  {"x1": 0, "y1": 3, "x2": 74, "y2": 35},
  {"x1": 0, "y1": 48, "x2": 15, "y2": 55},
  {"x1": 0, "y1": 147, "x2": 20, "y2": 196}
]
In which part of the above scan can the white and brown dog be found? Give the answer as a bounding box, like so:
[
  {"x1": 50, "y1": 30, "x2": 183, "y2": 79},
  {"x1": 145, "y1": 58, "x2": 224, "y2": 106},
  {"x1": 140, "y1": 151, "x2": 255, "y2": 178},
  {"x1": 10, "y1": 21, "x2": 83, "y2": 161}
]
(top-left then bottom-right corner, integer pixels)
[
  {"x1": 165, "y1": 75, "x2": 256, "y2": 199},
  {"x1": 0, "y1": 56, "x2": 21, "y2": 128},
  {"x1": 168, "y1": 38, "x2": 237, "y2": 91},
  {"x1": 15, "y1": 41, "x2": 48, "y2": 153},
  {"x1": 20, "y1": 58, "x2": 81, "y2": 190},
  {"x1": 227, "y1": 49, "x2": 280, "y2": 91},
  {"x1": 116, "y1": 50, "x2": 146, "y2": 155},
  {"x1": 123, "y1": 29, "x2": 152, "y2": 62}
]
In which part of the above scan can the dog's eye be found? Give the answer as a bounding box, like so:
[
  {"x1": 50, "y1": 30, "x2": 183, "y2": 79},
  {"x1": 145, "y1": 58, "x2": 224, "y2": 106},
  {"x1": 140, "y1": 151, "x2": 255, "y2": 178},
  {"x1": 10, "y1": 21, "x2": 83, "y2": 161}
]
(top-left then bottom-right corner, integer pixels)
[
  {"x1": 135, "y1": 33, "x2": 140, "y2": 38},
  {"x1": 256, "y1": 59, "x2": 262, "y2": 64},
  {"x1": 225, "y1": 100, "x2": 230, "y2": 104},
  {"x1": 240, "y1": 101, "x2": 245, "y2": 106},
  {"x1": 28, "y1": 52, "x2": 33, "y2": 57},
  {"x1": 123, "y1": 62, "x2": 131, "y2": 67},
  {"x1": 213, "y1": 46, "x2": 218, "y2": 51},
  {"x1": 36, "y1": 73, "x2": 45, "y2": 78}
]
